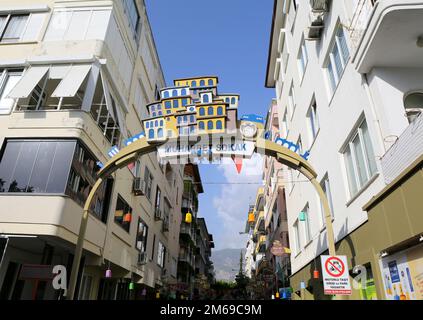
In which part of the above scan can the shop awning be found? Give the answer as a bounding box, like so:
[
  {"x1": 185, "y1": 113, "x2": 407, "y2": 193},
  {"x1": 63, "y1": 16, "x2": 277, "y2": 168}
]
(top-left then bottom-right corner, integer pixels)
[
  {"x1": 51, "y1": 64, "x2": 91, "y2": 98},
  {"x1": 7, "y1": 66, "x2": 49, "y2": 99}
]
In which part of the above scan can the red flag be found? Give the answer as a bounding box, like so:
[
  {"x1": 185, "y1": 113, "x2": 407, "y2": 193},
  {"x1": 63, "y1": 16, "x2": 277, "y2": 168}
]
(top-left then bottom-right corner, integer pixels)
[
  {"x1": 231, "y1": 155, "x2": 243, "y2": 174},
  {"x1": 127, "y1": 162, "x2": 135, "y2": 171}
]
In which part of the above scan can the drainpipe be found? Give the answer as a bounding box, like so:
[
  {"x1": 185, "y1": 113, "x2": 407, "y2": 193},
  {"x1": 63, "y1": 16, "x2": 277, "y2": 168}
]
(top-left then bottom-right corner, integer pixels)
[{"x1": 362, "y1": 73, "x2": 386, "y2": 155}]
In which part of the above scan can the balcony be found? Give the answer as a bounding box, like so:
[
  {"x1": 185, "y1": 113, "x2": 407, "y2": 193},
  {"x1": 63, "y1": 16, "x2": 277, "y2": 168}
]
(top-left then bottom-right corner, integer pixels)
[
  {"x1": 381, "y1": 113, "x2": 423, "y2": 184},
  {"x1": 256, "y1": 235, "x2": 267, "y2": 254},
  {"x1": 180, "y1": 223, "x2": 194, "y2": 240},
  {"x1": 352, "y1": 0, "x2": 423, "y2": 73},
  {"x1": 254, "y1": 211, "x2": 265, "y2": 234}
]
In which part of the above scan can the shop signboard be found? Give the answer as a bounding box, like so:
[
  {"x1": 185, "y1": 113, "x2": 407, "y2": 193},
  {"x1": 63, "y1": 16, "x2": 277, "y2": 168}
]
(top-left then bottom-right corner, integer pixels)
[{"x1": 379, "y1": 244, "x2": 423, "y2": 300}]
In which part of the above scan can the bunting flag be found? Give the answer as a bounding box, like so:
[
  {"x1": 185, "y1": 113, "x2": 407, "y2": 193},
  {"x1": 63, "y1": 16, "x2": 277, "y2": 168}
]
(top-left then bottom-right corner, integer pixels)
[
  {"x1": 284, "y1": 247, "x2": 292, "y2": 254},
  {"x1": 231, "y1": 155, "x2": 243, "y2": 174}
]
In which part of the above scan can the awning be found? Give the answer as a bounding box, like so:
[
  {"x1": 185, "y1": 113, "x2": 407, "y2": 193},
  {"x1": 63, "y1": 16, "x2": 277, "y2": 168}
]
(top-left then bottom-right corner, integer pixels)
[
  {"x1": 7, "y1": 66, "x2": 49, "y2": 99},
  {"x1": 51, "y1": 64, "x2": 91, "y2": 98}
]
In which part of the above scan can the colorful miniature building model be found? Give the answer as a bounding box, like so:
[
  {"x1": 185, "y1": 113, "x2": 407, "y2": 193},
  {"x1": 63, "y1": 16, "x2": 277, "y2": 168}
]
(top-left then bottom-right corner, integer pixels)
[{"x1": 143, "y1": 76, "x2": 240, "y2": 141}]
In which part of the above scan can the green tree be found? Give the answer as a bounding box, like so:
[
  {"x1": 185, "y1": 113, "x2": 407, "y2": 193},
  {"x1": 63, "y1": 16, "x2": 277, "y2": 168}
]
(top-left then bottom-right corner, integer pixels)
[{"x1": 234, "y1": 251, "x2": 249, "y2": 299}]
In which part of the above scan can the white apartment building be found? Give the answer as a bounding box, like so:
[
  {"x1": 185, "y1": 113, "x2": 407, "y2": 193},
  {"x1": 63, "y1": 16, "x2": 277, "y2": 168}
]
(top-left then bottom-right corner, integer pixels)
[
  {"x1": 266, "y1": 0, "x2": 423, "y2": 299},
  {"x1": 0, "y1": 0, "x2": 184, "y2": 300}
]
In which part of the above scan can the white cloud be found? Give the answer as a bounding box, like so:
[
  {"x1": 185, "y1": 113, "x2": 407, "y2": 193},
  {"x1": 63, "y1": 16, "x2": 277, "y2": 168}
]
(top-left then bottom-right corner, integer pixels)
[{"x1": 212, "y1": 154, "x2": 263, "y2": 249}]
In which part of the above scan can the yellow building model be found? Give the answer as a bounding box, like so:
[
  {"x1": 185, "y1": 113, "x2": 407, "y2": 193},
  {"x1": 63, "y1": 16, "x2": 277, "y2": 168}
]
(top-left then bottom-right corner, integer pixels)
[{"x1": 143, "y1": 76, "x2": 240, "y2": 142}]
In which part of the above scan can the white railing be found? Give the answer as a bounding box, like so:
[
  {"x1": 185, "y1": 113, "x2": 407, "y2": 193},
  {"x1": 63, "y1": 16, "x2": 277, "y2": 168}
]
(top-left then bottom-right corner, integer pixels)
[
  {"x1": 381, "y1": 113, "x2": 423, "y2": 184},
  {"x1": 348, "y1": 0, "x2": 378, "y2": 53}
]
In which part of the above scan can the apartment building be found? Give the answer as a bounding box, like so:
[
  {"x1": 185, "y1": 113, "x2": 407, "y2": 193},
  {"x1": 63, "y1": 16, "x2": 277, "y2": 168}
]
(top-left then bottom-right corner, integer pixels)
[
  {"x1": 266, "y1": 0, "x2": 423, "y2": 300},
  {"x1": 177, "y1": 163, "x2": 203, "y2": 298},
  {"x1": 0, "y1": 0, "x2": 184, "y2": 300},
  {"x1": 262, "y1": 100, "x2": 291, "y2": 295},
  {"x1": 193, "y1": 217, "x2": 215, "y2": 298}
]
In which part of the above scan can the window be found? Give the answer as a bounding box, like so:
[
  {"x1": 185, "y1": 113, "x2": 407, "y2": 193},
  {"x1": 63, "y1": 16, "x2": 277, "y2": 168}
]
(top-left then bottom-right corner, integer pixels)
[
  {"x1": 208, "y1": 79, "x2": 213, "y2": 86},
  {"x1": 200, "y1": 80, "x2": 205, "y2": 87},
  {"x1": 163, "y1": 198, "x2": 171, "y2": 224},
  {"x1": 217, "y1": 106, "x2": 223, "y2": 115},
  {"x1": 403, "y1": 92, "x2": 423, "y2": 123},
  {"x1": 181, "y1": 89, "x2": 187, "y2": 96},
  {"x1": 191, "y1": 80, "x2": 197, "y2": 87},
  {"x1": 78, "y1": 275, "x2": 93, "y2": 300},
  {"x1": 0, "y1": 14, "x2": 29, "y2": 43},
  {"x1": 343, "y1": 119, "x2": 377, "y2": 197},
  {"x1": 173, "y1": 100, "x2": 179, "y2": 108},
  {"x1": 307, "y1": 100, "x2": 319, "y2": 144},
  {"x1": 0, "y1": 139, "x2": 113, "y2": 222},
  {"x1": 216, "y1": 120, "x2": 222, "y2": 130},
  {"x1": 288, "y1": 83, "x2": 296, "y2": 118},
  {"x1": 298, "y1": 38, "x2": 308, "y2": 79},
  {"x1": 114, "y1": 195, "x2": 132, "y2": 232},
  {"x1": 157, "y1": 128, "x2": 163, "y2": 138},
  {"x1": 225, "y1": 97, "x2": 230, "y2": 103},
  {"x1": 293, "y1": 220, "x2": 301, "y2": 254},
  {"x1": 0, "y1": 69, "x2": 23, "y2": 114},
  {"x1": 207, "y1": 121, "x2": 213, "y2": 130},
  {"x1": 199, "y1": 107, "x2": 205, "y2": 116},
  {"x1": 154, "y1": 186, "x2": 161, "y2": 211},
  {"x1": 123, "y1": 0, "x2": 140, "y2": 38},
  {"x1": 319, "y1": 174, "x2": 334, "y2": 227},
  {"x1": 136, "y1": 219, "x2": 148, "y2": 252},
  {"x1": 207, "y1": 107, "x2": 213, "y2": 115},
  {"x1": 144, "y1": 166, "x2": 153, "y2": 200},
  {"x1": 190, "y1": 115, "x2": 195, "y2": 123},
  {"x1": 202, "y1": 94, "x2": 209, "y2": 103},
  {"x1": 302, "y1": 204, "x2": 311, "y2": 244},
  {"x1": 172, "y1": 89, "x2": 178, "y2": 97},
  {"x1": 0, "y1": 140, "x2": 74, "y2": 194},
  {"x1": 151, "y1": 234, "x2": 156, "y2": 261},
  {"x1": 165, "y1": 101, "x2": 171, "y2": 109},
  {"x1": 181, "y1": 98, "x2": 188, "y2": 106},
  {"x1": 163, "y1": 91, "x2": 169, "y2": 98},
  {"x1": 148, "y1": 129, "x2": 154, "y2": 139},
  {"x1": 157, "y1": 241, "x2": 166, "y2": 268},
  {"x1": 199, "y1": 121, "x2": 205, "y2": 130},
  {"x1": 326, "y1": 26, "x2": 350, "y2": 93}
]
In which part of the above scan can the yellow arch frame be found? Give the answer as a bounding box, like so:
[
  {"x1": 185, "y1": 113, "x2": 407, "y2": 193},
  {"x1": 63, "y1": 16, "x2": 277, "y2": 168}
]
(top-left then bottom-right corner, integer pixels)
[{"x1": 67, "y1": 132, "x2": 336, "y2": 299}]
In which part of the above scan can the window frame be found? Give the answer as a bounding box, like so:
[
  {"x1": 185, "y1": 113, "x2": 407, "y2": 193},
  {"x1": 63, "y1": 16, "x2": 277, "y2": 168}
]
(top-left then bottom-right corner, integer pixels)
[
  {"x1": 342, "y1": 118, "x2": 377, "y2": 198},
  {"x1": 325, "y1": 25, "x2": 350, "y2": 95},
  {"x1": 0, "y1": 14, "x2": 30, "y2": 43},
  {"x1": 297, "y1": 37, "x2": 308, "y2": 80}
]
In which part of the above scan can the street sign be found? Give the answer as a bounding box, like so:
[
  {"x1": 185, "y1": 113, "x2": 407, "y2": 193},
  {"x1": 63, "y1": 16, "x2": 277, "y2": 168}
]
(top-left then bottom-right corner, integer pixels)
[
  {"x1": 157, "y1": 140, "x2": 255, "y2": 162},
  {"x1": 321, "y1": 255, "x2": 352, "y2": 295},
  {"x1": 271, "y1": 240, "x2": 285, "y2": 256}
]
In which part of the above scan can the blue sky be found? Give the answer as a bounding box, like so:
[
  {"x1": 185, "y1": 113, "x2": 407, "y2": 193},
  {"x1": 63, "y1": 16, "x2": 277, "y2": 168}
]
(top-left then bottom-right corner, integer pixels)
[{"x1": 145, "y1": 0, "x2": 275, "y2": 250}]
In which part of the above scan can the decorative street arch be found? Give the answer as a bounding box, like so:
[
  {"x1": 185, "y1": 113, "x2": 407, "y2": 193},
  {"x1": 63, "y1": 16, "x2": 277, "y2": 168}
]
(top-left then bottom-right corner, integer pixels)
[{"x1": 67, "y1": 78, "x2": 336, "y2": 300}]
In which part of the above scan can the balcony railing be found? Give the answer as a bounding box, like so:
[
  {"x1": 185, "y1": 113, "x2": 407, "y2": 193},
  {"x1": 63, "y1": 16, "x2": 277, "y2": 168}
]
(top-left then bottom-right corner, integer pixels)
[
  {"x1": 348, "y1": 0, "x2": 379, "y2": 53},
  {"x1": 381, "y1": 113, "x2": 423, "y2": 184}
]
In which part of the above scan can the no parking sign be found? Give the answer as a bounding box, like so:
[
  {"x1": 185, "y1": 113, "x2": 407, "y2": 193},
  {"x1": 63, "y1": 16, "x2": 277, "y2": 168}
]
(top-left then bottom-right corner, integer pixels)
[{"x1": 321, "y1": 255, "x2": 352, "y2": 295}]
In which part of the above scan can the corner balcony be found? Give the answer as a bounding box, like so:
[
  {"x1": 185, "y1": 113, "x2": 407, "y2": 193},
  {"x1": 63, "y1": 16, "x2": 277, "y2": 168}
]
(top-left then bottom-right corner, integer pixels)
[
  {"x1": 381, "y1": 113, "x2": 423, "y2": 184},
  {"x1": 351, "y1": 0, "x2": 423, "y2": 73}
]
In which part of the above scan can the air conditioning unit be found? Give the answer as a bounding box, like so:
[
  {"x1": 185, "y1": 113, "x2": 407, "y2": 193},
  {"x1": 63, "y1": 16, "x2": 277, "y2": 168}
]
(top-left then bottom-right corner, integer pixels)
[
  {"x1": 154, "y1": 208, "x2": 162, "y2": 221},
  {"x1": 137, "y1": 251, "x2": 147, "y2": 265},
  {"x1": 310, "y1": 0, "x2": 330, "y2": 12},
  {"x1": 133, "y1": 178, "x2": 146, "y2": 196},
  {"x1": 307, "y1": 14, "x2": 325, "y2": 40}
]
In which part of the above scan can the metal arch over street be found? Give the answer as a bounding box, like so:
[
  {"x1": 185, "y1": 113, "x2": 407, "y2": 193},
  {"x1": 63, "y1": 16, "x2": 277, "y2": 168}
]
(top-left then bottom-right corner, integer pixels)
[{"x1": 67, "y1": 128, "x2": 337, "y2": 300}]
